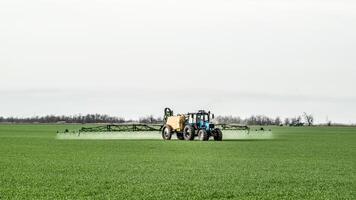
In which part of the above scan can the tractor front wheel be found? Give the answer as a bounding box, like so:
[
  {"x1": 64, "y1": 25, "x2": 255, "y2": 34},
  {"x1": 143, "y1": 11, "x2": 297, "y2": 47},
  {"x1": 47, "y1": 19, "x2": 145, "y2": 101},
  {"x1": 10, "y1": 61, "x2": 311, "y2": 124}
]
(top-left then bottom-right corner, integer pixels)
[
  {"x1": 183, "y1": 125, "x2": 195, "y2": 140},
  {"x1": 162, "y1": 125, "x2": 172, "y2": 140},
  {"x1": 198, "y1": 129, "x2": 209, "y2": 141},
  {"x1": 213, "y1": 128, "x2": 223, "y2": 141}
]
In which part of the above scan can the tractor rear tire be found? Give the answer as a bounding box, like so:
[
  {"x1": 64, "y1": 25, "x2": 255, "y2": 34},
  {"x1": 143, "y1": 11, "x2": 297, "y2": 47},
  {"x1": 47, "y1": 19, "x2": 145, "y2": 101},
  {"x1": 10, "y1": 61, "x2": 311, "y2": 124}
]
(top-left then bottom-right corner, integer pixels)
[
  {"x1": 176, "y1": 132, "x2": 184, "y2": 140},
  {"x1": 198, "y1": 129, "x2": 209, "y2": 141},
  {"x1": 183, "y1": 125, "x2": 195, "y2": 141},
  {"x1": 213, "y1": 128, "x2": 223, "y2": 141},
  {"x1": 162, "y1": 125, "x2": 172, "y2": 140}
]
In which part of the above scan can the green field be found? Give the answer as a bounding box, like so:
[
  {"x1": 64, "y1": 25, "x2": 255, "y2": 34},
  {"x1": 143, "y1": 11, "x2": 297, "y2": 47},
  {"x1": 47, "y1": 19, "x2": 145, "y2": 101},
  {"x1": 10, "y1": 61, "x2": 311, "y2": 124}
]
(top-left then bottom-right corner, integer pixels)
[{"x1": 0, "y1": 125, "x2": 354, "y2": 199}]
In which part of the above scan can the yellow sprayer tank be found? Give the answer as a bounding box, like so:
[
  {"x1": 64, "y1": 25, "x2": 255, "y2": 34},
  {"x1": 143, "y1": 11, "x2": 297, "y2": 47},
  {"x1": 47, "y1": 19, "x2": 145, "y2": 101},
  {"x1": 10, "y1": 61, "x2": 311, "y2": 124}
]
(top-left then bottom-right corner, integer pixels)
[{"x1": 166, "y1": 115, "x2": 186, "y2": 132}]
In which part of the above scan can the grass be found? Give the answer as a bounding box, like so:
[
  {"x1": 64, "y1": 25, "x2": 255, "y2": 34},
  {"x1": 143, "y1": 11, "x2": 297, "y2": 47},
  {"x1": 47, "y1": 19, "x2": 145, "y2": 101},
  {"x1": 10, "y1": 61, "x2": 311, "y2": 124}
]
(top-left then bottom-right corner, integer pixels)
[{"x1": 0, "y1": 125, "x2": 355, "y2": 199}]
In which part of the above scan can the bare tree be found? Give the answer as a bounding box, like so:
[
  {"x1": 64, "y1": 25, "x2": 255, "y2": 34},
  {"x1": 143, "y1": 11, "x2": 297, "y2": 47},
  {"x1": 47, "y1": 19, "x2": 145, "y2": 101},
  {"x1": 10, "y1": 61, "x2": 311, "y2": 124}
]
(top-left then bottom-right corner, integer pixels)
[
  {"x1": 284, "y1": 118, "x2": 290, "y2": 126},
  {"x1": 303, "y1": 112, "x2": 314, "y2": 126},
  {"x1": 274, "y1": 117, "x2": 281, "y2": 126},
  {"x1": 327, "y1": 121, "x2": 332, "y2": 126},
  {"x1": 289, "y1": 116, "x2": 303, "y2": 126}
]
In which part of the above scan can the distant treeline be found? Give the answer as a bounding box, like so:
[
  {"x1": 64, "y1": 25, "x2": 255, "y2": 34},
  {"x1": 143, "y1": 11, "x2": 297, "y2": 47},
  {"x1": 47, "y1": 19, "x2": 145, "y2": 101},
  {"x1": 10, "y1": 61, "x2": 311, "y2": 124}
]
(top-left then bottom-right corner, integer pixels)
[
  {"x1": 0, "y1": 114, "x2": 163, "y2": 124},
  {"x1": 0, "y1": 113, "x2": 316, "y2": 126},
  {"x1": 0, "y1": 114, "x2": 126, "y2": 124},
  {"x1": 215, "y1": 115, "x2": 309, "y2": 126}
]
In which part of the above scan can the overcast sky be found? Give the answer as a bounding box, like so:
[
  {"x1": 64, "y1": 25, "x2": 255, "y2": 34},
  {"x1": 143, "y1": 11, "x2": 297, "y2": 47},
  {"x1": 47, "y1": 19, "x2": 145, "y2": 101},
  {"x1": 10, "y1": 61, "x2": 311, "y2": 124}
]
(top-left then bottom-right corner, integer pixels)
[{"x1": 1, "y1": 0, "x2": 356, "y2": 123}]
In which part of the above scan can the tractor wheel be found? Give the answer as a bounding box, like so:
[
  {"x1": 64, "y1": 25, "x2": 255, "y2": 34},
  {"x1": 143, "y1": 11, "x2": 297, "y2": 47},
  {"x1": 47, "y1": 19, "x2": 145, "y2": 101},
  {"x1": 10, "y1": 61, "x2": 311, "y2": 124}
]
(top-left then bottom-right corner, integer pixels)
[
  {"x1": 213, "y1": 128, "x2": 223, "y2": 141},
  {"x1": 183, "y1": 125, "x2": 195, "y2": 140},
  {"x1": 176, "y1": 132, "x2": 184, "y2": 140},
  {"x1": 162, "y1": 125, "x2": 172, "y2": 140},
  {"x1": 198, "y1": 129, "x2": 209, "y2": 141}
]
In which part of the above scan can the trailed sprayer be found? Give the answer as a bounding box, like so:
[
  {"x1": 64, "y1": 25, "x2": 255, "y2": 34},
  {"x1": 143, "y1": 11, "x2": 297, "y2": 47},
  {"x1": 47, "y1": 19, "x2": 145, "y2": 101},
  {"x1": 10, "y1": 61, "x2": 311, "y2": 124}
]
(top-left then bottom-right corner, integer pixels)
[{"x1": 58, "y1": 108, "x2": 260, "y2": 139}]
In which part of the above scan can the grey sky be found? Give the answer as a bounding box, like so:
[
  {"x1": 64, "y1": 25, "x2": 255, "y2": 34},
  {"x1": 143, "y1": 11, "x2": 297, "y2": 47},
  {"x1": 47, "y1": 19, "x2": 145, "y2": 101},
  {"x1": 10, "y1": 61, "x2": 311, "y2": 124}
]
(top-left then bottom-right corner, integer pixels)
[{"x1": 1, "y1": 0, "x2": 356, "y2": 123}]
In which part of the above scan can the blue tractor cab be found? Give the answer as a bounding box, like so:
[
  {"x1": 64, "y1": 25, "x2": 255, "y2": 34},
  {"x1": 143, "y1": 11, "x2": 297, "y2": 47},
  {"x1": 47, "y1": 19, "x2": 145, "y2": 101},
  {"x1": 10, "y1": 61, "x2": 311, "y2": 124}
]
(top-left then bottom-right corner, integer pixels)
[
  {"x1": 188, "y1": 110, "x2": 213, "y2": 130},
  {"x1": 184, "y1": 110, "x2": 222, "y2": 141}
]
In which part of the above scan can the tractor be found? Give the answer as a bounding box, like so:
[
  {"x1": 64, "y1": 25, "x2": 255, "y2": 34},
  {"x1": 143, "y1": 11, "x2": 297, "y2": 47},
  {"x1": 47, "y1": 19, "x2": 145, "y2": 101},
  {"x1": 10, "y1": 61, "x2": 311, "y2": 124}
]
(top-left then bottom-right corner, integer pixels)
[{"x1": 162, "y1": 108, "x2": 223, "y2": 141}]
